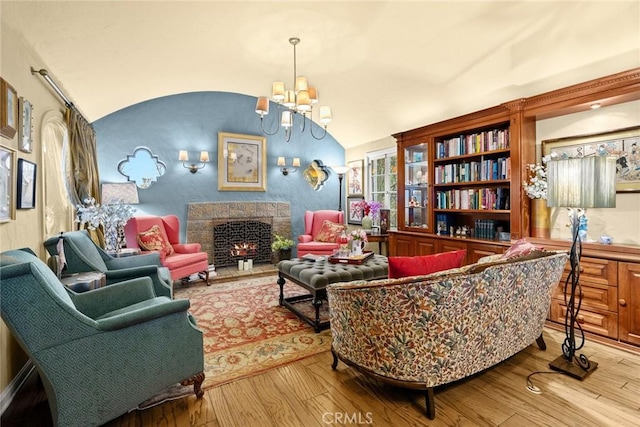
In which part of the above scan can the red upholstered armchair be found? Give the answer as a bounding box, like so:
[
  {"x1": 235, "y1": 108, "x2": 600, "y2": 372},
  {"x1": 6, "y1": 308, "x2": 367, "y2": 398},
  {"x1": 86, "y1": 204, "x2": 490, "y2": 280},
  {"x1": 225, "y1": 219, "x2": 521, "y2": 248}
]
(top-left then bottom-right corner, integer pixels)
[
  {"x1": 297, "y1": 210, "x2": 345, "y2": 256},
  {"x1": 124, "y1": 215, "x2": 210, "y2": 283}
]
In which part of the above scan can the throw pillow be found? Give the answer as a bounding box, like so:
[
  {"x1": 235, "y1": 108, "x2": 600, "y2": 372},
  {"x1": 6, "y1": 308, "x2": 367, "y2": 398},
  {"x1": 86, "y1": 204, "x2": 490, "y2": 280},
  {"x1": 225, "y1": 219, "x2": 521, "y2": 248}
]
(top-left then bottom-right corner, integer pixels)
[
  {"x1": 388, "y1": 250, "x2": 467, "y2": 279},
  {"x1": 501, "y1": 238, "x2": 542, "y2": 260},
  {"x1": 314, "y1": 220, "x2": 346, "y2": 243},
  {"x1": 137, "y1": 225, "x2": 174, "y2": 258}
]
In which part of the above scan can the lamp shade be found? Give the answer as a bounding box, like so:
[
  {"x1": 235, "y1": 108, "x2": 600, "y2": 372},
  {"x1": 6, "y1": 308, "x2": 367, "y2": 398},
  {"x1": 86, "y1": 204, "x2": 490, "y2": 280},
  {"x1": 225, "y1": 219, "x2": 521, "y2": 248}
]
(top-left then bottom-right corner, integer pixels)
[
  {"x1": 547, "y1": 156, "x2": 617, "y2": 209},
  {"x1": 101, "y1": 182, "x2": 140, "y2": 205},
  {"x1": 199, "y1": 151, "x2": 210, "y2": 163},
  {"x1": 178, "y1": 150, "x2": 189, "y2": 161},
  {"x1": 277, "y1": 156, "x2": 286, "y2": 167}
]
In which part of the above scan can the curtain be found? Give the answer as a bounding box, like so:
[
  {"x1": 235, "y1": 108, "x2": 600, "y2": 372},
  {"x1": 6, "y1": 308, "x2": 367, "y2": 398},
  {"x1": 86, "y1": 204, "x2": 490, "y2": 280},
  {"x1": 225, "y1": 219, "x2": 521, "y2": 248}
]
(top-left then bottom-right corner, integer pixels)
[{"x1": 65, "y1": 108, "x2": 103, "y2": 244}]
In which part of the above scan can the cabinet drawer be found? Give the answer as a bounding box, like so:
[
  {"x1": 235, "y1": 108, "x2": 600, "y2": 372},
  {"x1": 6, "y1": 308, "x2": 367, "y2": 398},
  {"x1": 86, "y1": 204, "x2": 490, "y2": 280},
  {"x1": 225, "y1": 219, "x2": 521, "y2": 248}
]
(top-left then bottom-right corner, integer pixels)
[
  {"x1": 467, "y1": 243, "x2": 505, "y2": 264},
  {"x1": 550, "y1": 300, "x2": 618, "y2": 339},
  {"x1": 552, "y1": 281, "x2": 618, "y2": 312},
  {"x1": 561, "y1": 257, "x2": 617, "y2": 287}
]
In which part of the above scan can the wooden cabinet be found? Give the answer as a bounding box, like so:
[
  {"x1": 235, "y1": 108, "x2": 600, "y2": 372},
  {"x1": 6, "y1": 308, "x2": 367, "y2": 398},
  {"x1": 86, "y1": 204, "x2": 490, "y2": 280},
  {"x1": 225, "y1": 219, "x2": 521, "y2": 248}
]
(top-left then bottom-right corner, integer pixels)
[
  {"x1": 530, "y1": 238, "x2": 640, "y2": 351},
  {"x1": 619, "y1": 262, "x2": 640, "y2": 346}
]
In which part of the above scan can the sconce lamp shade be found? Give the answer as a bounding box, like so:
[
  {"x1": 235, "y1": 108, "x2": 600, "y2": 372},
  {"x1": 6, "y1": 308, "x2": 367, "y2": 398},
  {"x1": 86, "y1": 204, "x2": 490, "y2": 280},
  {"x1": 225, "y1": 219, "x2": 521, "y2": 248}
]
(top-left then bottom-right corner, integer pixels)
[
  {"x1": 292, "y1": 157, "x2": 301, "y2": 168},
  {"x1": 277, "y1": 156, "x2": 286, "y2": 167},
  {"x1": 547, "y1": 156, "x2": 617, "y2": 209},
  {"x1": 178, "y1": 150, "x2": 189, "y2": 162},
  {"x1": 199, "y1": 151, "x2": 210, "y2": 163}
]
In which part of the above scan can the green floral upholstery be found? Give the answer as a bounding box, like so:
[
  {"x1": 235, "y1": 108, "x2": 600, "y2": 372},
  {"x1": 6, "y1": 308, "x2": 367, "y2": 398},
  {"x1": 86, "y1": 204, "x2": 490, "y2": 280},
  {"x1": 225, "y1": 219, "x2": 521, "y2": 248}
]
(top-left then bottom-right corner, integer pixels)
[
  {"x1": 43, "y1": 230, "x2": 172, "y2": 298},
  {"x1": 0, "y1": 248, "x2": 205, "y2": 427},
  {"x1": 327, "y1": 251, "x2": 568, "y2": 419}
]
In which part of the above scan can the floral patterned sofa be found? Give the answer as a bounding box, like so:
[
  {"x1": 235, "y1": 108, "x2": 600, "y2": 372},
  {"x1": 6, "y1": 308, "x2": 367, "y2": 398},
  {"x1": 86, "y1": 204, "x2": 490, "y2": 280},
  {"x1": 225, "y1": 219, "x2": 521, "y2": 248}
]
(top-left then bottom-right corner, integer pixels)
[{"x1": 327, "y1": 250, "x2": 568, "y2": 419}]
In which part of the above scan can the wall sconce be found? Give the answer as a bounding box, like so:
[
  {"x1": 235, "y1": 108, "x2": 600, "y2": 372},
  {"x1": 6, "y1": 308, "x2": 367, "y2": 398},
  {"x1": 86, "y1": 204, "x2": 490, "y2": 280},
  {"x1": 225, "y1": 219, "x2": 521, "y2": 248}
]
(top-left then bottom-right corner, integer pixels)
[
  {"x1": 179, "y1": 150, "x2": 209, "y2": 174},
  {"x1": 277, "y1": 157, "x2": 300, "y2": 176}
]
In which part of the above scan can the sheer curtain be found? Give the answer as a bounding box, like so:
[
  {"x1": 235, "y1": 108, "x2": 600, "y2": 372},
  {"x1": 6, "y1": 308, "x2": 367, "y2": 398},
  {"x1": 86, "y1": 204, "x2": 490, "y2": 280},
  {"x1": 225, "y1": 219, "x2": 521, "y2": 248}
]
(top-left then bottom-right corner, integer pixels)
[{"x1": 65, "y1": 108, "x2": 103, "y2": 243}]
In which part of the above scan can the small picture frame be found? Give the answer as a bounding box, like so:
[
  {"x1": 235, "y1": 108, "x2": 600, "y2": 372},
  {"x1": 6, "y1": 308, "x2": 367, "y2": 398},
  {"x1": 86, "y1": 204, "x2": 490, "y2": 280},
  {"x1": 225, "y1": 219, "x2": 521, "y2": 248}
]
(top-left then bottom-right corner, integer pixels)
[
  {"x1": 18, "y1": 97, "x2": 33, "y2": 153},
  {"x1": 347, "y1": 159, "x2": 364, "y2": 196},
  {"x1": 0, "y1": 145, "x2": 16, "y2": 221},
  {"x1": 17, "y1": 158, "x2": 36, "y2": 209},
  {"x1": 347, "y1": 196, "x2": 364, "y2": 225},
  {"x1": 1, "y1": 78, "x2": 19, "y2": 140},
  {"x1": 218, "y1": 132, "x2": 266, "y2": 192}
]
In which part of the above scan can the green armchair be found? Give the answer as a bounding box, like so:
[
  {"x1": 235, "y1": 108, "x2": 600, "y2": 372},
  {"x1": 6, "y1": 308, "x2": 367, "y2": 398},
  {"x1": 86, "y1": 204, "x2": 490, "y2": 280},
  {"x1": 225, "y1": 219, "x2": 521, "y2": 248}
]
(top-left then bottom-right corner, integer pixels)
[
  {"x1": 0, "y1": 248, "x2": 205, "y2": 427},
  {"x1": 44, "y1": 230, "x2": 173, "y2": 298}
]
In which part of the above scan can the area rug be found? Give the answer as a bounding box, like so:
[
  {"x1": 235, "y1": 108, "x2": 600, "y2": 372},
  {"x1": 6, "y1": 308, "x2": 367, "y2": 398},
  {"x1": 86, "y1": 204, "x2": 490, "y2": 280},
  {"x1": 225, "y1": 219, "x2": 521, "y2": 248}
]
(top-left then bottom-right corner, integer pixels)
[{"x1": 174, "y1": 275, "x2": 332, "y2": 390}]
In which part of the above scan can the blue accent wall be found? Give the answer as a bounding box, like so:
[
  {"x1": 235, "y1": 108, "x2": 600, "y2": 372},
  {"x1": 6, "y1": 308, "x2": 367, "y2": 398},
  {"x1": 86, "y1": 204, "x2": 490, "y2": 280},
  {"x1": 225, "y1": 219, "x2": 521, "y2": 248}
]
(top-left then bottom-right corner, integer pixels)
[{"x1": 93, "y1": 91, "x2": 345, "y2": 246}]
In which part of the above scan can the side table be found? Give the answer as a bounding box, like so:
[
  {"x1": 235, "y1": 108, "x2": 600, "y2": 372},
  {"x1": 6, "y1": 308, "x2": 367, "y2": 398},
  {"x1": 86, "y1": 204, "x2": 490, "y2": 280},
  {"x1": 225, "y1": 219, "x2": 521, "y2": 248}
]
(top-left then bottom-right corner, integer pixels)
[
  {"x1": 367, "y1": 232, "x2": 389, "y2": 256},
  {"x1": 60, "y1": 272, "x2": 106, "y2": 293}
]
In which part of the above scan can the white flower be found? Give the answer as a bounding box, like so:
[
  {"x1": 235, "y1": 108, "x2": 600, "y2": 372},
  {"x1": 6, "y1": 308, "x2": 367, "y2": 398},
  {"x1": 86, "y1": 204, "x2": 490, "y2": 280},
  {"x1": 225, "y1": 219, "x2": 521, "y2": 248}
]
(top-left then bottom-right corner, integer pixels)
[
  {"x1": 523, "y1": 154, "x2": 554, "y2": 200},
  {"x1": 75, "y1": 197, "x2": 135, "y2": 229}
]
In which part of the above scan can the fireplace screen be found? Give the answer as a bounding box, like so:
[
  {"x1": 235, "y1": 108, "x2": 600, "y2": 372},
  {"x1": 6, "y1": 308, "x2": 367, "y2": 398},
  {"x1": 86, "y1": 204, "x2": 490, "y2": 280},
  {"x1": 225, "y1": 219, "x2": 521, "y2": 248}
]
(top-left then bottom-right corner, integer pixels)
[{"x1": 213, "y1": 218, "x2": 273, "y2": 267}]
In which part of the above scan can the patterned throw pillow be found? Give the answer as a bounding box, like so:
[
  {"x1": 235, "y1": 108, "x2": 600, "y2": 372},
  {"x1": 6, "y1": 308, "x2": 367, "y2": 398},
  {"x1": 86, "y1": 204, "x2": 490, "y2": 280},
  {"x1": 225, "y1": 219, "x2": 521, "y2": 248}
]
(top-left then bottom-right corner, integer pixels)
[
  {"x1": 501, "y1": 238, "x2": 542, "y2": 260},
  {"x1": 314, "y1": 220, "x2": 346, "y2": 243},
  {"x1": 388, "y1": 250, "x2": 467, "y2": 279},
  {"x1": 137, "y1": 225, "x2": 174, "y2": 258}
]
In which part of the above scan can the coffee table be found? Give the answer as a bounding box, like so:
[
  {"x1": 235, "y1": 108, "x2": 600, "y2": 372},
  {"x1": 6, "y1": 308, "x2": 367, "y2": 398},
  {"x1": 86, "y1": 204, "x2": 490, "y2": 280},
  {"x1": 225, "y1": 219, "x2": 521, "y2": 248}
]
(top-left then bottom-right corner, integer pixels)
[{"x1": 277, "y1": 255, "x2": 388, "y2": 332}]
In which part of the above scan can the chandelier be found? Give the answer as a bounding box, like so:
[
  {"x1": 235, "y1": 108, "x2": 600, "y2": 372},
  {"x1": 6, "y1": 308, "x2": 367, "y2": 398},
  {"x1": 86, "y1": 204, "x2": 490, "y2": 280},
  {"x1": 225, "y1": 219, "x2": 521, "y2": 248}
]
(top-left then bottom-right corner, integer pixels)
[{"x1": 255, "y1": 37, "x2": 332, "y2": 141}]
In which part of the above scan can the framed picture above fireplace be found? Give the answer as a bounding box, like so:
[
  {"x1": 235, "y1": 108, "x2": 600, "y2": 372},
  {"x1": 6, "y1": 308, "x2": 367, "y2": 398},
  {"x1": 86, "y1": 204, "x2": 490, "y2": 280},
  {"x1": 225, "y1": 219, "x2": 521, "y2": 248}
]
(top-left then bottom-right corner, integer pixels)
[{"x1": 218, "y1": 132, "x2": 267, "y2": 192}]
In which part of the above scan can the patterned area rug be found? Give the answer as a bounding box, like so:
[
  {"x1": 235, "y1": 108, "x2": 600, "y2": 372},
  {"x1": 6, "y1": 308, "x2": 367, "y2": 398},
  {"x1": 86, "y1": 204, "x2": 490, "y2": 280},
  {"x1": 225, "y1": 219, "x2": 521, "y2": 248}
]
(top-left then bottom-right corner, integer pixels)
[{"x1": 174, "y1": 275, "x2": 332, "y2": 390}]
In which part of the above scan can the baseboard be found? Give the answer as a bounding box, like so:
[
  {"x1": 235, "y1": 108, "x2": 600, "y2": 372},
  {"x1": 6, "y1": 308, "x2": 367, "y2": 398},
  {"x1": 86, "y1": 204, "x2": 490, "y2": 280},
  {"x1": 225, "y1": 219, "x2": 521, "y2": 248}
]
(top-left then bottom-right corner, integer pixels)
[{"x1": 0, "y1": 360, "x2": 35, "y2": 416}]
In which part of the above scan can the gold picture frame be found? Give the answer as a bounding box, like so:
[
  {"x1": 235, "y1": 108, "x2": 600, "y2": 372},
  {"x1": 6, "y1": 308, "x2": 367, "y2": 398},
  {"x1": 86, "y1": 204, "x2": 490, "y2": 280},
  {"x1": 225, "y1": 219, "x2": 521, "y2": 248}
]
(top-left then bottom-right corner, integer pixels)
[
  {"x1": 218, "y1": 132, "x2": 266, "y2": 192},
  {"x1": 1, "y1": 78, "x2": 19, "y2": 140},
  {"x1": 347, "y1": 159, "x2": 364, "y2": 196},
  {"x1": 0, "y1": 144, "x2": 16, "y2": 222},
  {"x1": 543, "y1": 126, "x2": 640, "y2": 193}
]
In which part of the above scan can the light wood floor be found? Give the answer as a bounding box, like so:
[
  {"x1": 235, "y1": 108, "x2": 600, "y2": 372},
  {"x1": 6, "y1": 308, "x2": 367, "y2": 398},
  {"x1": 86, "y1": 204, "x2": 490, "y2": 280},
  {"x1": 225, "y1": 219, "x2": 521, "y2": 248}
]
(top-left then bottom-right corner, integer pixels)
[{"x1": 98, "y1": 327, "x2": 640, "y2": 427}]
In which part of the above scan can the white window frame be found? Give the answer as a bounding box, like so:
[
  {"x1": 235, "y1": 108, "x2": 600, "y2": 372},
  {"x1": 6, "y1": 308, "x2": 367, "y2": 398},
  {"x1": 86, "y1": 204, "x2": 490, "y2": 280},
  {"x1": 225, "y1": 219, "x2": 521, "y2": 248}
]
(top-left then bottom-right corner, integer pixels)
[{"x1": 366, "y1": 147, "x2": 397, "y2": 230}]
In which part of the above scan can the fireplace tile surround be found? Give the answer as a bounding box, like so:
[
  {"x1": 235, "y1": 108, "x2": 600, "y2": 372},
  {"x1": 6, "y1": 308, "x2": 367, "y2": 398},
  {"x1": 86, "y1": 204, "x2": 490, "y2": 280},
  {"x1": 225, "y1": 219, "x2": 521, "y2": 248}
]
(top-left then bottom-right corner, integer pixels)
[{"x1": 186, "y1": 202, "x2": 292, "y2": 265}]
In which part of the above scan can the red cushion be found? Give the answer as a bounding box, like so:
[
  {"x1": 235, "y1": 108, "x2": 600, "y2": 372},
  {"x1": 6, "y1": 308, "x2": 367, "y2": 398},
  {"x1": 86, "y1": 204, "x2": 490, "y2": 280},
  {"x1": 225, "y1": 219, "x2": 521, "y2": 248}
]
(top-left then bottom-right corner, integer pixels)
[
  {"x1": 137, "y1": 225, "x2": 175, "y2": 258},
  {"x1": 314, "y1": 220, "x2": 346, "y2": 243},
  {"x1": 388, "y1": 250, "x2": 467, "y2": 279},
  {"x1": 501, "y1": 238, "x2": 542, "y2": 260}
]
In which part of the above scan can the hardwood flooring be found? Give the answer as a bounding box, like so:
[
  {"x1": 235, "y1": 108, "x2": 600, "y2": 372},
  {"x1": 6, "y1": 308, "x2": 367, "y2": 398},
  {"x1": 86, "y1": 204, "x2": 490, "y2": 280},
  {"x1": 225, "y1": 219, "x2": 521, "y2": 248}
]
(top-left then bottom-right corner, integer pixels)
[{"x1": 4, "y1": 328, "x2": 639, "y2": 426}]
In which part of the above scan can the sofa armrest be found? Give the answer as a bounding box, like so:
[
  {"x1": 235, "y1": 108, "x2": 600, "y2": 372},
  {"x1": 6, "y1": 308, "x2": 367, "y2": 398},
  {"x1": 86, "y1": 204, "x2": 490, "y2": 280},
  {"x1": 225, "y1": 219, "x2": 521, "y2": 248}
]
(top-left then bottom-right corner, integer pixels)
[
  {"x1": 298, "y1": 235, "x2": 313, "y2": 243},
  {"x1": 95, "y1": 298, "x2": 191, "y2": 331},
  {"x1": 105, "y1": 252, "x2": 162, "y2": 269},
  {"x1": 172, "y1": 243, "x2": 202, "y2": 253},
  {"x1": 71, "y1": 277, "x2": 157, "y2": 318}
]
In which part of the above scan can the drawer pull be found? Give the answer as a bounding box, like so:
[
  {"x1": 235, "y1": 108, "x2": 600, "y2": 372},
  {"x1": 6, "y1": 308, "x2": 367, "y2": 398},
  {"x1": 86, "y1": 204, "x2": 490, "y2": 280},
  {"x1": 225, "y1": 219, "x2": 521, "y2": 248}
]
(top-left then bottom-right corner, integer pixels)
[{"x1": 619, "y1": 299, "x2": 627, "y2": 307}]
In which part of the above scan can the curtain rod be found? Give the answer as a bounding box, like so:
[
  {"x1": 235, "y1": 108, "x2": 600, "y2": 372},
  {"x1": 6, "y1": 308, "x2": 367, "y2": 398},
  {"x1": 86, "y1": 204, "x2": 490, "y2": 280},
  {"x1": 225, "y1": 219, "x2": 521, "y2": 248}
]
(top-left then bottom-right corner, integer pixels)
[{"x1": 30, "y1": 67, "x2": 85, "y2": 118}]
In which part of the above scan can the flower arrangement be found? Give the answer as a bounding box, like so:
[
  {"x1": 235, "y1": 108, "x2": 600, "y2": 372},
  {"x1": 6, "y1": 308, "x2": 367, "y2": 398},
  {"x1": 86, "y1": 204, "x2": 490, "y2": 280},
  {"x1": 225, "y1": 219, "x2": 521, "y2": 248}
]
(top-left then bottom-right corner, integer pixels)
[
  {"x1": 349, "y1": 229, "x2": 368, "y2": 242},
  {"x1": 271, "y1": 233, "x2": 294, "y2": 251},
  {"x1": 523, "y1": 154, "x2": 553, "y2": 200},
  {"x1": 354, "y1": 199, "x2": 383, "y2": 221},
  {"x1": 75, "y1": 197, "x2": 136, "y2": 229}
]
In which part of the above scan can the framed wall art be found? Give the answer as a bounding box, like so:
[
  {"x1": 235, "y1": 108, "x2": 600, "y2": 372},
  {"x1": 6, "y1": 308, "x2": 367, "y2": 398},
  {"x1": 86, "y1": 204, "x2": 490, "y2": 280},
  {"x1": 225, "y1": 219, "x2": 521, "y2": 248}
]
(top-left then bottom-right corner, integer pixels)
[
  {"x1": 218, "y1": 132, "x2": 266, "y2": 191},
  {"x1": 17, "y1": 158, "x2": 36, "y2": 209},
  {"x1": 347, "y1": 196, "x2": 364, "y2": 225},
  {"x1": 1, "y1": 78, "x2": 19, "y2": 139},
  {"x1": 0, "y1": 145, "x2": 16, "y2": 221},
  {"x1": 543, "y1": 126, "x2": 640, "y2": 193},
  {"x1": 347, "y1": 159, "x2": 364, "y2": 196},
  {"x1": 18, "y1": 97, "x2": 33, "y2": 152}
]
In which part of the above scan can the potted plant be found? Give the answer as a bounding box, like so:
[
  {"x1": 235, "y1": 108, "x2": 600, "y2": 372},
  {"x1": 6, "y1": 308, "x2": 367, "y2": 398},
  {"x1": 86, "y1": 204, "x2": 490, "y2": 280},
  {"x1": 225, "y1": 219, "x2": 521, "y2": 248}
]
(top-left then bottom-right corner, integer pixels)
[{"x1": 271, "y1": 233, "x2": 294, "y2": 264}]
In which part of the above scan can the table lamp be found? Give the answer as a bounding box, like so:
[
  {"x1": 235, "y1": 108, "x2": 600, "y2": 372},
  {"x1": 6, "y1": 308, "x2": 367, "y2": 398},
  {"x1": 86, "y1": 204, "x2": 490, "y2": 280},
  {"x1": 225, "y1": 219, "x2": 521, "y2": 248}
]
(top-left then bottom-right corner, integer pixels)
[{"x1": 546, "y1": 155, "x2": 617, "y2": 379}]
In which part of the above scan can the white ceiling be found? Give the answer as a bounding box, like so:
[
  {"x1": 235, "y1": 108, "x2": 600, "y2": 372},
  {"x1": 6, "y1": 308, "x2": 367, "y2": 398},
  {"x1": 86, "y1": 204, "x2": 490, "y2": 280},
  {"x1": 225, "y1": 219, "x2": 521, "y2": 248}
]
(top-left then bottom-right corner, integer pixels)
[{"x1": 2, "y1": 1, "x2": 640, "y2": 148}]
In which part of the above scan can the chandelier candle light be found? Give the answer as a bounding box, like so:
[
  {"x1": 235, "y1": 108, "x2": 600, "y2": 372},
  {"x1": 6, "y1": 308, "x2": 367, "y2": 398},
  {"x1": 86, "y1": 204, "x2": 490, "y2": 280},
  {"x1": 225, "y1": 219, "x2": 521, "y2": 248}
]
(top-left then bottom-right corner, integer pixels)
[{"x1": 255, "y1": 37, "x2": 332, "y2": 142}]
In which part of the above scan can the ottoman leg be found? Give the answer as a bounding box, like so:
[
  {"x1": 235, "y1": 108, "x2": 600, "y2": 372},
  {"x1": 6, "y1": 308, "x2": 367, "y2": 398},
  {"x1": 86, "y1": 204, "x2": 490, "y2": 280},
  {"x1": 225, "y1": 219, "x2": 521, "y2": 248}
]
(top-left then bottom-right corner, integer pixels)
[
  {"x1": 277, "y1": 274, "x2": 285, "y2": 306},
  {"x1": 312, "y1": 293, "x2": 323, "y2": 333}
]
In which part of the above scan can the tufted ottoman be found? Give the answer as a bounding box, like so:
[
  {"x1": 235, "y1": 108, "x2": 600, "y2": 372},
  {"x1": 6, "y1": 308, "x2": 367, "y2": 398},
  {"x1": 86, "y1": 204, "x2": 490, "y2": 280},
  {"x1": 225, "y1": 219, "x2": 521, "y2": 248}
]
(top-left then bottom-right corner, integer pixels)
[{"x1": 277, "y1": 255, "x2": 388, "y2": 332}]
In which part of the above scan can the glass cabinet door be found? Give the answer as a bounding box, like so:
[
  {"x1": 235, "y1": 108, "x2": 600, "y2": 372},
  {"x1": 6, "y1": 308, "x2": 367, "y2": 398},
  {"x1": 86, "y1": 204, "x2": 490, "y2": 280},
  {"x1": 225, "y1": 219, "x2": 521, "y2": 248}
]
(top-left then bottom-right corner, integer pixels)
[{"x1": 404, "y1": 143, "x2": 428, "y2": 229}]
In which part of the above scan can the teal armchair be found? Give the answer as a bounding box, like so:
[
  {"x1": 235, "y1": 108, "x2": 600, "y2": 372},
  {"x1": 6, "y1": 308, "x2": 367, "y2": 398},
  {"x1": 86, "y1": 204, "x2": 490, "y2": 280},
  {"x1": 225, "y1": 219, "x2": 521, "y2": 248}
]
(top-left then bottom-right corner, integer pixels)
[
  {"x1": 44, "y1": 230, "x2": 173, "y2": 298},
  {"x1": 0, "y1": 248, "x2": 205, "y2": 427}
]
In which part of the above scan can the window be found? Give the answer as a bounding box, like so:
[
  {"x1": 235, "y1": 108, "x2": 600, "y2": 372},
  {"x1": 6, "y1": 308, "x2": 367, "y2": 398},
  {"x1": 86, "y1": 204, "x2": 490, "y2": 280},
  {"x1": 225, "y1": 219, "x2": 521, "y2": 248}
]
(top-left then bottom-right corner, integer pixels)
[{"x1": 366, "y1": 148, "x2": 397, "y2": 229}]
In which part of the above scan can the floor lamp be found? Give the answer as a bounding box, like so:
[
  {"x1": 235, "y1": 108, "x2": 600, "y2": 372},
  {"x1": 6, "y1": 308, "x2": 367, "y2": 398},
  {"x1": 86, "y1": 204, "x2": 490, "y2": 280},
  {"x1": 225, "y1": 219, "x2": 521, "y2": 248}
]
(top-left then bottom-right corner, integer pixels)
[
  {"x1": 332, "y1": 166, "x2": 349, "y2": 211},
  {"x1": 546, "y1": 156, "x2": 617, "y2": 380}
]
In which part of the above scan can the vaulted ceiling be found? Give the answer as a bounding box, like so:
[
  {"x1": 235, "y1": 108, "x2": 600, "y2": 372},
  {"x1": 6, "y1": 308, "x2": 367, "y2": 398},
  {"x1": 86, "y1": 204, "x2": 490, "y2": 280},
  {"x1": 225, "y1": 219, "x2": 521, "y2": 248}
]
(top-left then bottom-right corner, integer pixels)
[{"x1": 2, "y1": 1, "x2": 639, "y2": 148}]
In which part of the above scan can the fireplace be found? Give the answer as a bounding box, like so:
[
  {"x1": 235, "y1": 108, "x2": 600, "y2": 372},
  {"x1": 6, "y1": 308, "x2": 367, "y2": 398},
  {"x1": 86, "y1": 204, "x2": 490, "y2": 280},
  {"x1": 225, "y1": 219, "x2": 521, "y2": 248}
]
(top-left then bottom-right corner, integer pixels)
[{"x1": 212, "y1": 217, "x2": 273, "y2": 267}]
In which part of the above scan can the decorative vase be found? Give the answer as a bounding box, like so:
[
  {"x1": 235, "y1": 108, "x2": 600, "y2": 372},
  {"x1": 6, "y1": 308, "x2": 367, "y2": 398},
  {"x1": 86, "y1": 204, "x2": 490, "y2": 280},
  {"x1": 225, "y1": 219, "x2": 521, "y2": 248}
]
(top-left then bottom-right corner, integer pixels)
[
  {"x1": 351, "y1": 240, "x2": 364, "y2": 255},
  {"x1": 531, "y1": 198, "x2": 550, "y2": 238},
  {"x1": 361, "y1": 215, "x2": 373, "y2": 231},
  {"x1": 104, "y1": 223, "x2": 122, "y2": 253}
]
